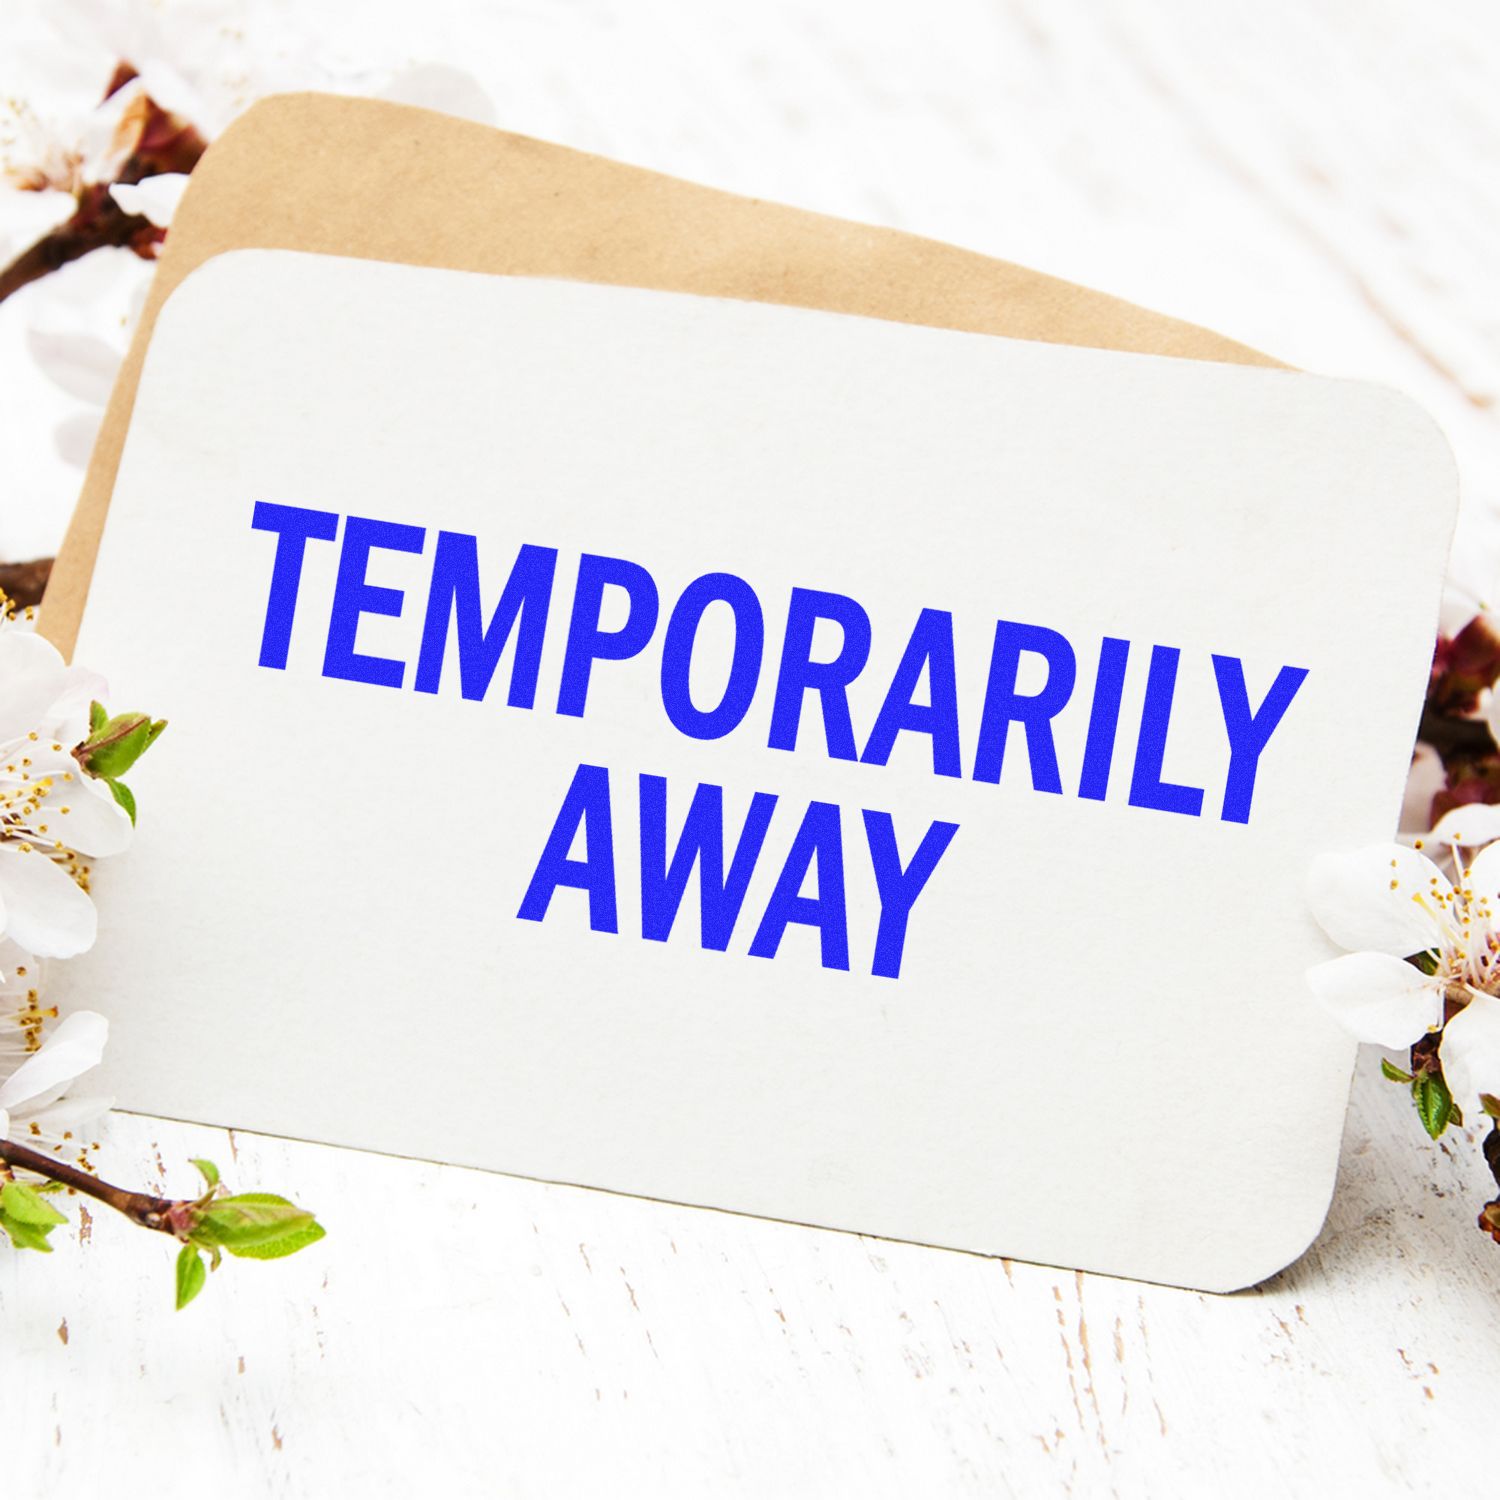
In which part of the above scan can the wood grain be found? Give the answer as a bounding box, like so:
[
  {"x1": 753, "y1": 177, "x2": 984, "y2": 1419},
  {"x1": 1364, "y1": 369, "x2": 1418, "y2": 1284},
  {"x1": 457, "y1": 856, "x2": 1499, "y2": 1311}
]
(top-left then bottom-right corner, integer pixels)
[
  {"x1": 7, "y1": 1063, "x2": 1498, "y2": 1497},
  {"x1": 5, "y1": 0, "x2": 1499, "y2": 1493}
]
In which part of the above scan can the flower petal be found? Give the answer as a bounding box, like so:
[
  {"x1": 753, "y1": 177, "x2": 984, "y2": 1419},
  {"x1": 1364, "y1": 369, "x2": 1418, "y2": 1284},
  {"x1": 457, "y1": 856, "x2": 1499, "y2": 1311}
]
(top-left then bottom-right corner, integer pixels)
[
  {"x1": 0, "y1": 630, "x2": 70, "y2": 744},
  {"x1": 109, "y1": 172, "x2": 190, "y2": 230},
  {"x1": 24, "y1": 1091, "x2": 112, "y2": 1141},
  {"x1": 38, "y1": 663, "x2": 110, "y2": 746},
  {"x1": 1306, "y1": 952, "x2": 1443, "y2": 1047},
  {"x1": 1430, "y1": 804, "x2": 1500, "y2": 852},
  {"x1": 1460, "y1": 838, "x2": 1500, "y2": 902},
  {"x1": 1440, "y1": 991, "x2": 1500, "y2": 1111},
  {"x1": 25, "y1": 326, "x2": 120, "y2": 407},
  {"x1": 41, "y1": 776, "x2": 132, "y2": 859},
  {"x1": 1400, "y1": 743, "x2": 1446, "y2": 835},
  {"x1": 0, "y1": 1009, "x2": 107, "y2": 1113},
  {"x1": 0, "y1": 846, "x2": 96, "y2": 958},
  {"x1": 0, "y1": 937, "x2": 40, "y2": 1001},
  {"x1": 1306, "y1": 844, "x2": 1452, "y2": 958},
  {"x1": 379, "y1": 64, "x2": 496, "y2": 126},
  {"x1": 54, "y1": 410, "x2": 103, "y2": 470}
]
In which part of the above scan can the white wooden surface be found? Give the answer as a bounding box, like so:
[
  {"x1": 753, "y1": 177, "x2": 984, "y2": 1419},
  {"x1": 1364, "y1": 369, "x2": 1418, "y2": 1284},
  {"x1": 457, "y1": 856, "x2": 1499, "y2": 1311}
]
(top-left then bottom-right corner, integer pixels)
[{"x1": 6, "y1": 0, "x2": 1500, "y2": 1494}]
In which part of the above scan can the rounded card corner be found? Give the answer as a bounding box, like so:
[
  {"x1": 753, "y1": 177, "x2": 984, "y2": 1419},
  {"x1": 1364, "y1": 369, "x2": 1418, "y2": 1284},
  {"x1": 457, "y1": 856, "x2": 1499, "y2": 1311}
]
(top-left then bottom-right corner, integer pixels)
[
  {"x1": 1200, "y1": 1160, "x2": 1342, "y2": 1295},
  {"x1": 1339, "y1": 378, "x2": 1461, "y2": 520}
]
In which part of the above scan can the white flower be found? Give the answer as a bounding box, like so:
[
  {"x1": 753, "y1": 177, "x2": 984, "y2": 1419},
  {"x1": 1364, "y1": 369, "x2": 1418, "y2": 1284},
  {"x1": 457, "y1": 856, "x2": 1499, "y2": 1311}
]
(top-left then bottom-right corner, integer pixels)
[
  {"x1": 30, "y1": 0, "x2": 301, "y2": 141},
  {"x1": 1307, "y1": 839, "x2": 1500, "y2": 1110},
  {"x1": 1, "y1": 70, "x2": 149, "y2": 202},
  {"x1": 0, "y1": 624, "x2": 131, "y2": 958},
  {"x1": 2, "y1": 0, "x2": 495, "y2": 515},
  {"x1": 0, "y1": 928, "x2": 110, "y2": 1146},
  {"x1": 0, "y1": 1002, "x2": 110, "y2": 1148},
  {"x1": 0, "y1": 936, "x2": 110, "y2": 1151}
]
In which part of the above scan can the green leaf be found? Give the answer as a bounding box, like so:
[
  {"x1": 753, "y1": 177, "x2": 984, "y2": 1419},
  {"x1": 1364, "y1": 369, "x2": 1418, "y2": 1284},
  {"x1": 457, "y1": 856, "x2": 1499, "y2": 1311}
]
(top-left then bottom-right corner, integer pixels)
[
  {"x1": 227, "y1": 1217, "x2": 326, "y2": 1261},
  {"x1": 146, "y1": 719, "x2": 168, "y2": 748},
  {"x1": 107, "y1": 778, "x2": 136, "y2": 824},
  {"x1": 0, "y1": 1182, "x2": 67, "y2": 1251},
  {"x1": 89, "y1": 700, "x2": 107, "y2": 734},
  {"x1": 1413, "y1": 1070, "x2": 1455, "y2": 1139},
  {"x1": 1381, "y1": 1058, "x2": 1415, "y2": 1084},
  {"x1": 84, "y1": 717, "x2": 153, "y2": 779},
  {"x1": 182, "y1": 1230, "x2": 223, "y2": 1271},
  {"x1": 1, "y1": 1180, "x2": 67, "y2": 1227},
  {"x1": 1411, "y1": 950, "x2": 1441, "y2": 976},
  {"x1": 175, "y1": 1245, "x2": 208, "y2": 1310},
  {"x1": 1482, "y1": 1093, "x2": 1500, "y2": 1119},
  {"x1": 0, "y1": 1210, "x2": 57, "y2": 1251},
  {"x1": 191, "y1": 1158, "x2": 220, "y2": 1190},
  {"x1": 197, "y1": 1193, "x2": 317, "y2": 1253}
]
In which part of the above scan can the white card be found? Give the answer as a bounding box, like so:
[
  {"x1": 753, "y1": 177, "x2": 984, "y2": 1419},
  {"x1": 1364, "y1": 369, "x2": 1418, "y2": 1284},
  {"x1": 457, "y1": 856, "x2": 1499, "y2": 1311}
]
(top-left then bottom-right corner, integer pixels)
[{"x1": 60, "y1": 250, "x2": 1455, "y2": 1290}]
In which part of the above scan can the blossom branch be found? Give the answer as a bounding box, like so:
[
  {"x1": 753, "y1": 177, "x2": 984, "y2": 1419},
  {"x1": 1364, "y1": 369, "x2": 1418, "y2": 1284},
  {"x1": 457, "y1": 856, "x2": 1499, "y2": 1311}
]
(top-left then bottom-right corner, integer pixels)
[
  {"x1": 0, "y1": 1135, "x2": 179, "y2": 1232},
  {"x1": 0, "y1": 69, "x2": 207, "y2": 309},
  {"x1": 0, "y1": 188, "x2": 154, "y2": 306},
  {"x1": 0, "y1": 1134, "x2": 326, "y2": 1307}
]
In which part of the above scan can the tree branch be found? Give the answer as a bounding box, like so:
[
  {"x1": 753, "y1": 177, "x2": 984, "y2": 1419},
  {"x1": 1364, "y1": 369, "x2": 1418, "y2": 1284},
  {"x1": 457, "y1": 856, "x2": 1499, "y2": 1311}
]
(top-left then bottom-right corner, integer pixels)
[
  {"x1": 0, "y1": 558, "x2": 52, "y2": 610},
  {"x1": 0, "y1": 1136, "x2": 183, "y2": 1234},
  {"x1": 0, "y1": 190, "x2": 159, "y2": 307},
  {"x1": 1419, "y1": 706, "x2": 1494, "y2": 764}
]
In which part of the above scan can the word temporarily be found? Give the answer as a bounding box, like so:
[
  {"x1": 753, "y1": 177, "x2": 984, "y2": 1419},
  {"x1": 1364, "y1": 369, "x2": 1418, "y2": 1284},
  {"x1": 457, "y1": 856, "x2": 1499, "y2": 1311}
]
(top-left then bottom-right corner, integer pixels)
[
  {"x1": 250, "y1": 505, "x2": 1309, "y2": 817},
  {"x1": 249, "y1": 504, "x2": 1311, "y2": 976}
]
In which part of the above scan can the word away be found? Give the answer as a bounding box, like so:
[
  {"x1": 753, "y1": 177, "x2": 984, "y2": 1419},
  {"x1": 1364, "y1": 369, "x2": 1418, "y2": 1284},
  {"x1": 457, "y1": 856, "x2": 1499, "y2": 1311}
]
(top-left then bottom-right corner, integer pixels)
[{"x1": 518, "y1": 766, "x2": 957, "y2": 978}]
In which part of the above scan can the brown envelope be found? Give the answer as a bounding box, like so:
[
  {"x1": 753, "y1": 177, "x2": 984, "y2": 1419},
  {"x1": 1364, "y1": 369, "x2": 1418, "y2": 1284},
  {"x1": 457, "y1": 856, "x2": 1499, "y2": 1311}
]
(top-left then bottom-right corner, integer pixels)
[{"x1": 40, "y1": 92, "x2": 1278, "y2": 658}]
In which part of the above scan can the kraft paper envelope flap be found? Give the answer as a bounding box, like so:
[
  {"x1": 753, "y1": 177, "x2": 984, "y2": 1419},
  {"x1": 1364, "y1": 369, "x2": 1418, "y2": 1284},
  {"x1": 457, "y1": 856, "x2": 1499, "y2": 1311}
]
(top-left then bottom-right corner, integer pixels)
[
  {"x1": 60, "y1": 254, "x2": 1455, "y2": 1292},
  {"x1": 40, "y1": 91, "x2": 1280, "y2": 660}
]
